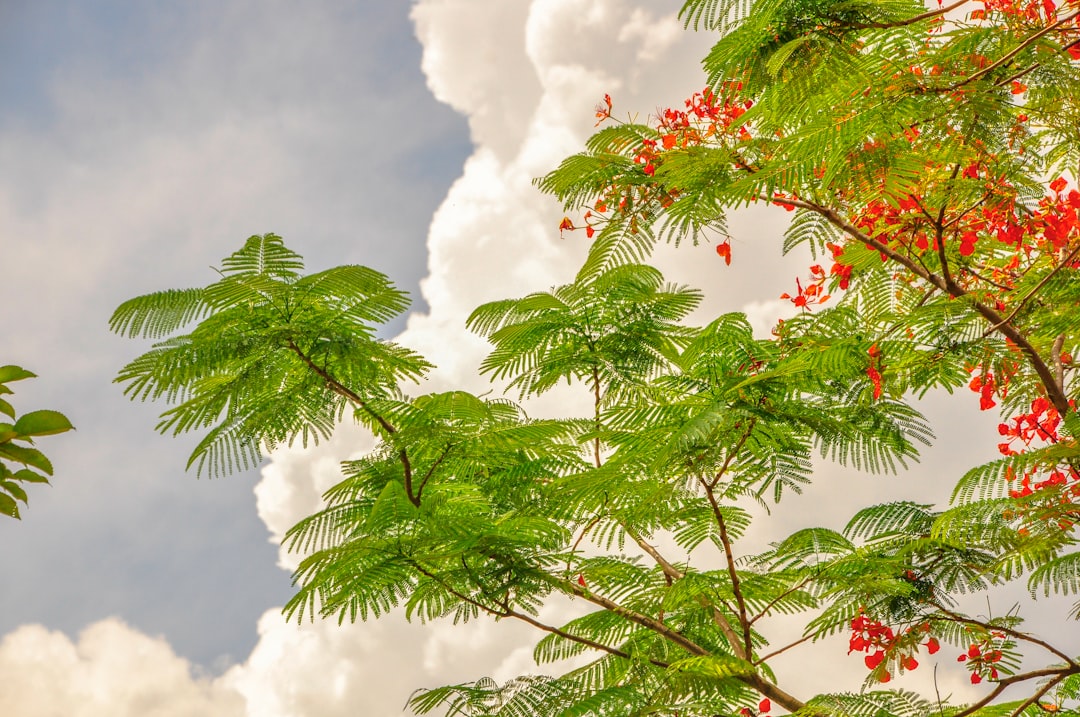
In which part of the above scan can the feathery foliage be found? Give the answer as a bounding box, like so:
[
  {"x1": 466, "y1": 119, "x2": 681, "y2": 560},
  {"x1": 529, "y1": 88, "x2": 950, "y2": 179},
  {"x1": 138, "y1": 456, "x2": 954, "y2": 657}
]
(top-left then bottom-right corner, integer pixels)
[{"x1": 115, "y1": 0, "x2": 1080, "y2": 714}]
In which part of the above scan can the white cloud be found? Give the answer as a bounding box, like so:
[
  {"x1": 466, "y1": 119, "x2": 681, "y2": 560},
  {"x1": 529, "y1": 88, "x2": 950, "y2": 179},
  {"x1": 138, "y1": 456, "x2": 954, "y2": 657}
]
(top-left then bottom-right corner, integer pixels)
[{"x1": 0, "y1": 619, "x2": 244, "y2": 717}]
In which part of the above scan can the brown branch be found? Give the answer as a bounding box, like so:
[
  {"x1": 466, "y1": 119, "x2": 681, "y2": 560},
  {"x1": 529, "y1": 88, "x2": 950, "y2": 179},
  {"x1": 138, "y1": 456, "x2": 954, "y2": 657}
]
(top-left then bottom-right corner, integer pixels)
[
  {"x1": 964, "y1": 266, "x2": 1015, "y2": 292},
  {"x1": 930, "y1": 604, "x2": 1078, "y2": 667},
  {"x1": 1008, "y1": 674, "x2": 1064, "y2": 717},
  {"x1": 850, "y1": 0, "x2": 969, "y2": 29},
  {"x1": 623, "y1": 524, "x2": 749, "y2": 660},
  {"x1": 708, "y1": 418, "x2": 757, "y2": 490},
  {"x1": 754, "y1": 633, "x2": 816, "y2": 665},
  {"x1": 996, "y1": 61, "x2": 1041, "y2": 89},
  {"x1": 949, "y1": 665, "x2": 1080, "y2": 717},
  {"x1": 285, "y1": 340, "x2": 422, "y2": 506},
  {"x1": 784, "y1": 199, "x2": 1072, "y2": 415},
  {"x1": 565, "y1": 578, "x2": 710, "y2": 657},
  {"x1": 933, "y1": 165, "x2": 963, "y2": 289},
  {"x1": 505, "y1": 607, "x2": 671, "y2": 670},
  {"x1": 1054, "y1": 334, "x2": 1066, "y2": 392},
  {"x1": 416, "y1": 444, "x2": 453, "y2": 505},
  {"x1": 984, "y1": 242, "x2": 1080, "y2": 339},
  {"x1": 701, "y1": 480, "x2": 754, "y2": 659},
  {"x1": 565, "y1": 578, "x2": 817, "y2": 715},
  {"x1": 412, "y1": 562, "x2": 670, "y2": 669},
  {"x1": 944, "y1": 11, "x2": 1080, "y2": 91},
  {"x1": 749, "y1": 576, "x2": 814, "y2": 625},
  {"x1": 592, "y1": 366, "x2": 603, "y2": 469}
]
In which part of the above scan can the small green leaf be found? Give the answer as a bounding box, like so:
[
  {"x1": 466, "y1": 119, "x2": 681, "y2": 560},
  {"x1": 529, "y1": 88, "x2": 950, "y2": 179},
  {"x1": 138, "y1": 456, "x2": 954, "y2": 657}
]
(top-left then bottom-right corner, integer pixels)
[
  {"x1": 0, "y1": 398, "x2": 13, "y2": 419},
  {"x1": 14, "y1": 410, "x2": 74, "y2": 437},
  {"x1": 0, "y1": 492, "x2": 20, "y2": 518},
  {"x1": 0, "y1": 366, "x2": 36, "y2": 383},
  {"x1": 0, "y1": 423, "x2": 17, "y2": 443},
  {"x1": 0, "y1": 444, "x2": 53, "y2": 475},
  {"x1": 12, "y1": 469, "x2": 49, "y2": 484},
  {"x1": 1, "y1": 480, "x2": 28, "y2": 503}
]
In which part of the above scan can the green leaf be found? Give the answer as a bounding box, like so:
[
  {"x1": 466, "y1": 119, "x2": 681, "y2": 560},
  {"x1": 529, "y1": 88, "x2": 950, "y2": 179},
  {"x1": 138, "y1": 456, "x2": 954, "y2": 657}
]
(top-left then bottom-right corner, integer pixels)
[
  {"x1": 0, "y1": 443, "x2": 54, "y2": 475},
  {"x1": 0, "y1": 423, "x2": 17, "y2": 443},
  {"x1": 1, "y1": 480, "x2": 28, "y2": 503},
  {"x1": 13, "y1": 410, "x2": 74, "y2": 437},
  {"x1": 0, "y1": 492, "x2": 20, "y2": 518},
  {"x1": 0, "y1": 398, "x2": 14, "y2": 419},
  {"x1": 0, "y1": 365, "x2": 36, "y2": 383},
  {"x1": 12, "y1": 469, "x2": 49, "y2": 484}
]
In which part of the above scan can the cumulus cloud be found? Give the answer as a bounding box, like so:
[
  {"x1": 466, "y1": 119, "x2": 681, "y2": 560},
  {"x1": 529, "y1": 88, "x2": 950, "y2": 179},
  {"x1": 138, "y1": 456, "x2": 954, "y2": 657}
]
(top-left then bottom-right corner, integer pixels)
[{"x1": 0, "y1": 619, "x2": 243, "y2": 717}]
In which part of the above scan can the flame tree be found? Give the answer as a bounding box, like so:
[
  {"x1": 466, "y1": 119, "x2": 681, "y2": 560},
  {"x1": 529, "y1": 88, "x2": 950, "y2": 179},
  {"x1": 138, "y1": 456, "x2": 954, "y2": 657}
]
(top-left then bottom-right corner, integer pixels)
[{"x1": 113, "y1": 1, "x2": 1080, "y2": 714}]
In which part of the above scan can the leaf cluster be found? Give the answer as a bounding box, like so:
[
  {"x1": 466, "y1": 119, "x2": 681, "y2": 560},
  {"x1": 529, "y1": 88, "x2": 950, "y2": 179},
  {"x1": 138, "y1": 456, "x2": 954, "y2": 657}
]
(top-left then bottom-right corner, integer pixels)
[{"x1": 0, "y1": 365, "x2": 73, "y2": 519}]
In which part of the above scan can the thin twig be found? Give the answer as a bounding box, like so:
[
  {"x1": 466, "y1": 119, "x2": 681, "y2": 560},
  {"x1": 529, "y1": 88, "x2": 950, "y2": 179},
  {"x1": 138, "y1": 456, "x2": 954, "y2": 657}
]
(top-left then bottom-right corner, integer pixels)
[
  {"x1": 286, "y1": 340, "x2": 421, "y2": 506},
  {"x1": 851, "y1": 0, "x2": 969, "y2": 29},
  {"x1": 943, "y1": 11, "x2": 1080, "y2": 92},
  {"x1": 983, "y1": 243, "x2": 1080, "y2": 337}
]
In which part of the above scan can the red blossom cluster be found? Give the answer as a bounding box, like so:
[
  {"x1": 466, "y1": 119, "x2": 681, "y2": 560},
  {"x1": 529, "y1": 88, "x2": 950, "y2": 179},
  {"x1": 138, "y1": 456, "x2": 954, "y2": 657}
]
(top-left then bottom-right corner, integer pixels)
[
  {"x1": 867, "y1": 343, "x2": 884, "y2": 400},
  {"x1": 826, "y1": 242, "x2": 853, "y2": 290},
  {"x1": 956, "y1": 631, "x2": 1008, "y2": 684},
  {"x1": 847, "y1": 177, "x2": 1080, "y2": 285},
  {"x1": 848, "y1": 611, "x2": 939, "y2": 683},
  {"x1": 971, "y1": 0, "x2": 1061, "y2": 22},
  {"x1": 657, "y1": 85, "x2": 755, "y2": 145},
  {"x1": 968, "y1": 370, "x2": 1000, "y2": 411},
  {"x1": 998, "y1": 396, "x2": 1062, "y2": 455},
  {"x1": 997, "y1": 395, "x2": 1080, "y2": 506},
  {"x1": 560, "y1": 88, "x2": 760, "y2": 254},
  {"x1": 780, "y1": 264, "x2": 830, "y2": 310},
  {"x1": 739, "y1": 698, "x2": 771, "y2": 716}
]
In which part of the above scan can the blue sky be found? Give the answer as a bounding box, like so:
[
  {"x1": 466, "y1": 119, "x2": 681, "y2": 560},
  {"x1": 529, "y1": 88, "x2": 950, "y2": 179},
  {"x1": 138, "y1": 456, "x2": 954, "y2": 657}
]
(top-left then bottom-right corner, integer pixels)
[{"x1": 0, "y1": 0, "x2": 468, "y2": 669}]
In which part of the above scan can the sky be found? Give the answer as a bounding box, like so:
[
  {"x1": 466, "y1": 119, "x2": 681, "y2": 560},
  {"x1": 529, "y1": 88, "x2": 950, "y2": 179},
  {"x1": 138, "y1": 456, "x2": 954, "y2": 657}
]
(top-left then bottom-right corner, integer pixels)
[{"x1": 0, "y1": 2, "x2": 1071, "y2": 716}]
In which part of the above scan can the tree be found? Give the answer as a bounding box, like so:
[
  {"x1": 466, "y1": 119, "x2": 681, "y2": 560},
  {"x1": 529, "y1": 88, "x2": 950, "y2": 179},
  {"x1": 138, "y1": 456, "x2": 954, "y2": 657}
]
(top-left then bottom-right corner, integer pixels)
[
  {"x1": 0, "y1": 366, "x2": 73, "y2": 519},
  {"x1": 112, "y1": 1, "x2": 1080, "y2": 714}
]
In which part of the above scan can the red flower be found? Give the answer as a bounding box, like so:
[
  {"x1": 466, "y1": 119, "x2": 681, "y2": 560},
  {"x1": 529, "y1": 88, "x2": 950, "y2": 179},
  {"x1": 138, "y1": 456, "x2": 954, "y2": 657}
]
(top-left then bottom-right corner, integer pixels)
[
  {"x1": 1011, "y1": 81, "x2": 1028, "y2": 95},
  {"x1": 758, "y1": 698, "x2": 771, "y2": 714},
  {"x1": 867, "y1": 366, "x2": 883, "y2": 400},
  {"x1": 595, "y1": 93, "x2": 613, "y2": 125},
  {"x1": 1050, "y1": 177, "x2": 1067, "y2": 194},
  {"x1": 865, "y1": 650, "x2": 885, "y2": 669},
  {"x1": 662, "y1": 133, "x2": 677, "y2": 150},
  {"x1": 971, "y1": 672, "x2": 983, "y2": 684},
  {"x1": 716, "y1": 241, "x2": 732, "y2": 265},
  {"x1": 959, "y1": 232, "x2": 978, "y2": 256},
  {"x1": 925, "y1": 636, "x2": 940, "y2": 654}
]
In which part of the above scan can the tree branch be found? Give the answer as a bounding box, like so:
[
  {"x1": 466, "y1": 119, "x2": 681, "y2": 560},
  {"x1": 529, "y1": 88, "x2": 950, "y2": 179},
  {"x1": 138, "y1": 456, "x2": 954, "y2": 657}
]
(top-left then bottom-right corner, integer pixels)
[
  {"x1": 285, "y1": 340, "x2": 422, "y2": 506},
  {"x1": 850, "y1": 0, "x2": 969, "y2": 29},
  {"x1": 622, "y1": 524, "x2": 749, "y2": 661},
  {"x1": 783, "y1": 199, "x2": 1072, "y2": 415},
  {"x1": 701, "y1": 479, "x2": 754, "y2": 659},
  {"x1": 943, "y1": 11, "x2": 1080, "y2": 92},
  {"x1": 983, "y1": 242, "x2": 1080, "y2": 340},
  {"x1": 709, "y1": 418, "x2": 756, "y2": 490},
  {"x1": 930, "y1": 604, "x2": 1078, "y2": 667}
]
